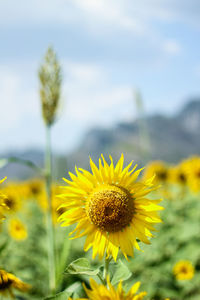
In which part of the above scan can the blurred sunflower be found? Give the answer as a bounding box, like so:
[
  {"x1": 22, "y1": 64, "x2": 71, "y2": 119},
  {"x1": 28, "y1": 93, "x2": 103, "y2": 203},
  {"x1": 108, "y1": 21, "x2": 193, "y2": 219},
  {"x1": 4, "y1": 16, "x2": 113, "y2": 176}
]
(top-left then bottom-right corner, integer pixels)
[
  {"x1": 0, "y1": 177, "x2": 8, "y2": 222},
  {"x1": 8, "y1": 218, "x2": 28, "y2": 241},
  {"x1": 79, "y1": 278, "x2": 147, "y2": 300},
  {"x1": 184, "y1": 156, "x2": 200, "y2": 193},
  {"x1": 25, "y1": 179, "x2": 44, "y2": 199},
  {"x1": 58, "y1": 154, "x2": 163, "y2": 261},
  {"x1": 143, "y1": 161, "x2": 169, "y2": 184},
  {"x1": 173, "y1": 260, "x2": 194, "y2": 280},
  {"x1": 168, "y1": 162, "x2": 188, "y2": 186},
  {"x1": 1, "y1": 184, "x2": 23, "y2": 214},
  {"x1": 0, "y1": 269, "x2": 30, "y2": 298}
]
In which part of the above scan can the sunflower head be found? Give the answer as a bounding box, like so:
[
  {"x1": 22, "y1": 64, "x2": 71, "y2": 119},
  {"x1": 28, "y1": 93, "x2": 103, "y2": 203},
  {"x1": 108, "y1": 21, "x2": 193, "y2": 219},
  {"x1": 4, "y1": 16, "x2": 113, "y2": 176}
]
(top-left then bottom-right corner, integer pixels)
[
  {"x1": 82, "y1": 277, "x2": 146, "y2": 300},
  {"x1": 58, "y1": 154, "x2": 163, "y2": 261},
  {"x1": 173, "y1": 260, "x2": 194, "y2": 280},
  {"x1": 1, "y1": 184, "x2": 23, "y2": 214},
  {"x1": 8, "y1": 218, "x2": 28, "y2": 241},
  {"x1": 183, "y1": 156, "x2": 200, "y2": 193},
  {"x1": 143, "y1": 161, "x2": 169, "y2": 184},
  {"x1": 0, "y1": 177, "x2": 8, "y2": 222},
  {"x1": 0, "y1": 269, "x2": 30, "y2": 298},
  {"x1": 86, "y1": 184, "x2": 134, "y2": 233},
  {"x1": 168, "y1": 163, "x2": 188, "y2": 186},
  {"x1": 25, "y1": 179, "x2": 44, "y2": 199}
]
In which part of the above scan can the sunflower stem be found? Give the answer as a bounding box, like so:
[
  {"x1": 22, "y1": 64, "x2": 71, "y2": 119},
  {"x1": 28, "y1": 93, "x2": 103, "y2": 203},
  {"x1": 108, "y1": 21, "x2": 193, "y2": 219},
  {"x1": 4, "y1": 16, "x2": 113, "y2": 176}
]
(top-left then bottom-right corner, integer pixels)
[
  {"x1": 45, "y1": 125, "x2": 56, "y2": 294},
  {"x1": 56, "y1": 228, "x2": 71, "y2": 288},
  {"x1": 103, "y1": 257, "x2": 111, "y2": 285}
]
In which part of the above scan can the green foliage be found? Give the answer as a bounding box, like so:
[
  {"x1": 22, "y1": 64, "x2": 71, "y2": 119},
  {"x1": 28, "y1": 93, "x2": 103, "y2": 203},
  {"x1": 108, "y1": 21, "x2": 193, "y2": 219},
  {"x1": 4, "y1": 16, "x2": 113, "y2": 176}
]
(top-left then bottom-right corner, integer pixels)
[
  {"x1": 1, "y1": 188, "x2": 200, "y2": 299},
  {"x1": 44, "y1": 282, "x2": 82, "y2": 300},
  {"x1": 44, "y1": 290, "x2": 71, "y2": 300},
  {"x1": 0, "y1": 240, "x2": 8, "y2": 254},
  {"x1": 65, "y1": 258, "x2": 100, "y2": 276},
  {"x1": 127, "y1": 190, "x2": 200, "y2": 300},
  {"x1": 110, "y1": 259, "x2": 132, "y2": 286}
]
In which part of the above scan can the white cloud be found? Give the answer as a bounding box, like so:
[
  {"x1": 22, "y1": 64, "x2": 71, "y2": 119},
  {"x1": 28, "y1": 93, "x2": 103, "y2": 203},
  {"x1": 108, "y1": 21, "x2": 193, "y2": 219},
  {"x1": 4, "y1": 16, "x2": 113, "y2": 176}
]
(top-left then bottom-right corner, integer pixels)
[
  {"x1": 0, "y1": 0, "x2": 146, "y2": 35},
  {"x1": 63, "y1": 61, "x2": 104, "y2": 85},
  {"x1": 162, "y1": 39, "x2": 181, "y2": 55},
  {"x1": 1, "y1": 0, "x2": 199, "y2": 37},
  {"x1": 0, "y1": 60, "x2": 134, "y2": 152},
  {"x1": 0, "y1": 0, "x2": 73, "y2": 26},
  {"x1": 61, "y1": 61, "x2": 134, "y2": 127},
  {"x1": 0, "y1": 67, "x2": 39, "y2": 129},
  {"x1": 65, "y1": 85, "x2": 133, "y2": 126},
  {"x1": 72, "y1": 0, "x2": 147, "y2": 35}
]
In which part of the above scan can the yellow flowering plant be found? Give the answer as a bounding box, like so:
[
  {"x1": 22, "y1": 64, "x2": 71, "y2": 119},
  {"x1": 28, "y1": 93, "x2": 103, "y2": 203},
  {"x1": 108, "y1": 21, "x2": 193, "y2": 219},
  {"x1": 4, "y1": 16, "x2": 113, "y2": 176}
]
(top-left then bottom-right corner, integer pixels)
[
  {"x1": 0, "y1": 177, "x2": 7, "y2": 222},
  {"x1": 52, "y1": 154, "x2": 163, "y2": 299},
  {"x1": 0, "y1": 269, "x2": 30, "y2": 298},
  {"x1": 8, "y1": 218, "x2": 28, "y2": 241},
  {"x1": 173, "y1": 260, "x2": 194, "y2": 281},
  {"x1": 58, "y1": 154, "x2": 163, "y2": 262}
]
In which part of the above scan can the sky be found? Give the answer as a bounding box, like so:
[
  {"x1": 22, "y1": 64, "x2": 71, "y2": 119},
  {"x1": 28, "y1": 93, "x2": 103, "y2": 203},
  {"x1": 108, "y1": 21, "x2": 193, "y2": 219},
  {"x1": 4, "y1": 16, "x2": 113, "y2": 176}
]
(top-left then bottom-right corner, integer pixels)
[{"x1": 1, "y1": 0, "x2": 200, "y2": 154}]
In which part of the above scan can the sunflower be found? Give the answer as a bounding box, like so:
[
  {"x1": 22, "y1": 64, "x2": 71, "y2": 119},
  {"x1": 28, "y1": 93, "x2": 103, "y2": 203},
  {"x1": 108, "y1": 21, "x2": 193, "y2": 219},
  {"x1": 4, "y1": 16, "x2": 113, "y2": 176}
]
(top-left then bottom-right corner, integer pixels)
[
  {"x1": 173, "y1": 260, "x2": 194, "y2": 280},
  {"x1": 143, "y1": 161, "x2": 169, "y2": 184},
  {"x1": 8, "y1": 218, "x2": 28, "y2": 241},
  {"x1": 0, "y1": 269, "x2": 30, "y2": 298},
  {"x1": 79, "y1": 278, "x2": 147, "y2": 300},
  {"x1": 0, "y1": 177, "x2": 8, "y2": 222},
  {"x1": 24, "y1": 179, "x2": 44, "y2": 200},
  {"x1": 168, "y1": 162, "x2": 188, "y2": 186},
  {"x1": 183, "y1": 156, "x2": 200, "y2": 193},
  {"x1": 1, "y1": 184, "x2": 23, "y2": 214},
  {"x1": 58, "y1": 154, "x2": 163, "y2": 261}
]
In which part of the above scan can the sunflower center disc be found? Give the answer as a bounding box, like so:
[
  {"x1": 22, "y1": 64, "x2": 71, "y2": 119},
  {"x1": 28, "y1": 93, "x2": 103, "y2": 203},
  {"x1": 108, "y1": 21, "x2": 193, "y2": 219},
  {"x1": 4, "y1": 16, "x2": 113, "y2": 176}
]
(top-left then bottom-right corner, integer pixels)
[{"x1": 87, "y1": 185, "x2": 134, "y2": 232}]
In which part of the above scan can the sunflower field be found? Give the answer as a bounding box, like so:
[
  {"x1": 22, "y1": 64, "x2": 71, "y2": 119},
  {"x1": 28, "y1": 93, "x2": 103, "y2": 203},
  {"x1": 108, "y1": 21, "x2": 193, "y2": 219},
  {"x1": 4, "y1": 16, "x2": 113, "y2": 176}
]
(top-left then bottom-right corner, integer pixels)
[{"x1": 1, "y1": 48, "x2": 200, "y2": 300}]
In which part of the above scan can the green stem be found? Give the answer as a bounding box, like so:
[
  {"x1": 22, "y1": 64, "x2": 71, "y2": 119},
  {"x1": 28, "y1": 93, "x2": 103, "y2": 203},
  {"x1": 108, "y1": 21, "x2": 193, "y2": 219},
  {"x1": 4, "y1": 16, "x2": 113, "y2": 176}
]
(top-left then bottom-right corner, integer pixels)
[
  {"x1": 56, "y1": 228, "x2": 71, "y2": 287},
  {"x1": 45, "y1": 125, "x2": 56, "y2": 294},
  {"x1": 103, "y1": 257, "x2": 111, "y2": 285},
  {"x1": 97, "y1": 273, "x2": 106, "y2": 285}
]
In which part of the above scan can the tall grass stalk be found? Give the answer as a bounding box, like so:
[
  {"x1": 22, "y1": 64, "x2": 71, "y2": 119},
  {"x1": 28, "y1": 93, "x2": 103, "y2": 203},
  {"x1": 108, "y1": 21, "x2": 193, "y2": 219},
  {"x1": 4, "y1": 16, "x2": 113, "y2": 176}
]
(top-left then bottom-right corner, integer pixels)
[
  {"x1": 45, "y1": 125, "x2": 56, "y2": 294},
  {"x1": 39, "y1": 47, "x2": 62, "y2": 294}
]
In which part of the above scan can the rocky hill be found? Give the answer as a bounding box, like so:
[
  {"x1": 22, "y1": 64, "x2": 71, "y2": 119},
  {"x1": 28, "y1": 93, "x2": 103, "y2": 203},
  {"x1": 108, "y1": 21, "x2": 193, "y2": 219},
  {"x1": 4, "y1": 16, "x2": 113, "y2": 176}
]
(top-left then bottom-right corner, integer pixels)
[{"x1": 66, "y1": 99, "x2": 200, "y2": 170}]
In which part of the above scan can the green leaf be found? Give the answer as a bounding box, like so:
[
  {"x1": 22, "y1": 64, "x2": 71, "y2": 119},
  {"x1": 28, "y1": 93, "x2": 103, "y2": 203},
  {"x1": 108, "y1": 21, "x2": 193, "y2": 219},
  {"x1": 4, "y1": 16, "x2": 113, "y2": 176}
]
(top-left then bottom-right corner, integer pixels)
[
  {"x1": 65, "y1": 258, "x2": 100, "y2": 276},
  {"x1": 0, "y1": 240, "x2": 8, "y2": 254},
  {"x1": 0, "y1": 157, "x2": 42, "y2": 173},
  {"x1": 65, "y1": 282, "x2": 82, "y2": 294},
  {"x1": 73, "y1": 292, "x2": 81, "y2": 299},
  {"x1": 111, "y1": 259, "x2": 132, "y2": 286},
  {"x1": 44, "y1": 278, "x2": 82, "y2": 299},
  {"x1": 44, "y1": 289, "x2": 71, "y2": 300}
]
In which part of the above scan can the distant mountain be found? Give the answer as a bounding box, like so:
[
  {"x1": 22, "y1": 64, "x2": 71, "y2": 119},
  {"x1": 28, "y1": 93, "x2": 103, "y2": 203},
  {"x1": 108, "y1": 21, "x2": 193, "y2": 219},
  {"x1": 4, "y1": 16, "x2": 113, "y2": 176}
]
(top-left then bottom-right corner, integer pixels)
[
  {"x1": 67, "y1": 99, "x2": 200, "y2": 169},
  {"x1": 1, "y1": 99, "x2": 200, "y2": 179}
]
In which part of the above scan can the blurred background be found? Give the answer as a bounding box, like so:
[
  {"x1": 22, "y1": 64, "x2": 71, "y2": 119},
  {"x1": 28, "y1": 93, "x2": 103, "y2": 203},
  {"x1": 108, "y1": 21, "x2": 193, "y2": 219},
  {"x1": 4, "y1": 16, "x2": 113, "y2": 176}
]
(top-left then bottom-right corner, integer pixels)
[
  {"x1": 1, "y1": 0, "x2": 200, "y2": 178},
  {"x1": 1, "y1": 2, "x2": 200, "y2": 300}
]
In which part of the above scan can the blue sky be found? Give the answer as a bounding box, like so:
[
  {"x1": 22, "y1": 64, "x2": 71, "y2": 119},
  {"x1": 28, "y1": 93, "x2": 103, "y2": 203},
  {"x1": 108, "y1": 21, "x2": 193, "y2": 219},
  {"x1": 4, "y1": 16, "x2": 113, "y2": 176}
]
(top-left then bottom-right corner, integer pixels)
[{"x1": 1, "y1": 0, "x2": 200, "y2": 153}]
